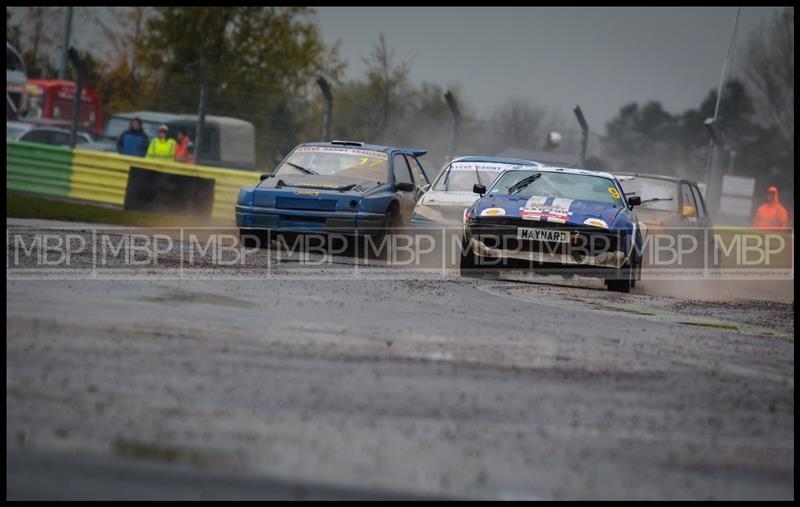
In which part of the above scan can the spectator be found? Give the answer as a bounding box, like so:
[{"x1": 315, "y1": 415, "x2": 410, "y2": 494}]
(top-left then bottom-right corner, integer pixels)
[
  {"x1": 146, "y1": 124, "x2": 177, "y2": 161},
  {"x1": 174, "y1": 129, "x2": 194, "y2": 164},
  {"x1": 116, "y1": 117, "x2": 149, "y2": 157},
  {"x1": 753, "y1": 185, "x2": 790, "y2": 229}
]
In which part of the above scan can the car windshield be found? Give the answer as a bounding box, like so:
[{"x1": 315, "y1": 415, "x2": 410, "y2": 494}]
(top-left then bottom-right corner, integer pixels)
[
  {"x1": 275, "y1": 146, "x2": 389, "y2": 182},
  {"x1": 433, "y1": 161, "x2": 528, "y2": 191},
  {"x1": 617, "y1": 176, "x2": 678, "y2": 212},
  {"x1": 102, "y1": 117, "x2": 161, "y2": 140},
  {"x1": 490, "y1": 170, "x2": 623, "y2": 205}
]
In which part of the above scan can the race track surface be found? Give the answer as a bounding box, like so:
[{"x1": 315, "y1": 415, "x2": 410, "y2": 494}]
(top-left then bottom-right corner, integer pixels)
[{"x1": 6, "y1": 219, "x2": 794, "y2": 500}]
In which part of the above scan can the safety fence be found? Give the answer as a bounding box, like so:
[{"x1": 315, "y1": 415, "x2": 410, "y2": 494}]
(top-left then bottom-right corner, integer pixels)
[{"x1": 6, "y1": 140, "x2": 261, "y2": 222}]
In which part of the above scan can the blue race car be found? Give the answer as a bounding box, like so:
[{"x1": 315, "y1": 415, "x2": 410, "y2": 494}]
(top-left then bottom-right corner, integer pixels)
[
  {"x1": 461, "y1": 165, "x2": 643, "y2": 292},
  {"x1": 236, "y1": 141, "x2": 431, "y2": 246}
]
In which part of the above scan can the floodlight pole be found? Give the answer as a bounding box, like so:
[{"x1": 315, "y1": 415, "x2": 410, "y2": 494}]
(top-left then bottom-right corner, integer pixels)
[
  {"x1": 317, "y1": 77, "x2": 333, "y2": 142},
  {"x1": 573, "y1": 105, "x2": 589, "y2": 167},
  {"x1": 444, "y1": 91, "x2": 461, "y2": 163}
]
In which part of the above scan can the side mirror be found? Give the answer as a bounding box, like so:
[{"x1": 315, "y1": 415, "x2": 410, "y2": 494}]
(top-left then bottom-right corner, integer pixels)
[
  {"x1": 259, "y1": 174, "x2": 270, "y2": 181},
  {"x1": 682, "y1": 205, "x2": 696, "y2": 218},
  {"x1": 395, "y1": 181, "x2": 415, "y2": 192},
  {"x1": 422, "y1": 184, "x2": 431, "y2": 193},
  {"x1": 627, "y1": 196, "x2": 641, "y2": 207},
  {"x1": 473, "y1": 183, "x2": 487, "y2": 196}
]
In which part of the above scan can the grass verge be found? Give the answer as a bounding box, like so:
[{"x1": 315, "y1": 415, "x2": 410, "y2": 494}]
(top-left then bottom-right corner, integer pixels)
[{"x1": 7, "y1": 193, "x2": 231, "y2": 227}]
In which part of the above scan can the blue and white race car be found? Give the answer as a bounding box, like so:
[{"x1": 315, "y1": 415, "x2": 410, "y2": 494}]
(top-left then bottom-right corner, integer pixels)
[
  {"x1": 236, "y1": 140, "x2": 431, "y2": 246},
  {"x1": 460, "y1": 166, "x2": 643, "y2": 292}
]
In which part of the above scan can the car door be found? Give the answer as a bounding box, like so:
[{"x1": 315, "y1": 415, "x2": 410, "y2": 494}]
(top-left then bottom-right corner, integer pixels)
[
  {"x1": 392, "y1": 153, "x2": 417, "y2": 222},
  {"x1": 405, "y1": 155, "x2": 431, "y2": 200}
]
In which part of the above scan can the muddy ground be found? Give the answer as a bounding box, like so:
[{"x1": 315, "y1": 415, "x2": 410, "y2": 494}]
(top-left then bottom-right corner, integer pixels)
[{"x1": 6, "y1": 219, "x2": 794, "y2": 499}]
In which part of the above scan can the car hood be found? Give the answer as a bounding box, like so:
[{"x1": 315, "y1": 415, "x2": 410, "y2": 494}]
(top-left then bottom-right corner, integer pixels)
[
  {"x1": 476, "y1": 195, "x2": 624, "y2": 227},
  {"x1": 259, "y1": 174, "x2": 385, "y2": 195}
]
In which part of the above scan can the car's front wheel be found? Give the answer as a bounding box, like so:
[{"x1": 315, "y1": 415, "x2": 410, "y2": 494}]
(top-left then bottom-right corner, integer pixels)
[
  {"x1": 606, "y1": 258, "x2": 633, "y2": 293},
  {"x1": 239, "y1": 229, "x2": 268, "y2": 249}
]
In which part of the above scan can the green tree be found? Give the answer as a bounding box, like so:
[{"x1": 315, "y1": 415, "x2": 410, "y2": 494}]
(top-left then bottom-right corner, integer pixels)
[{"x1": 135, "y1": 7, "x2": 344, "y2": 166}]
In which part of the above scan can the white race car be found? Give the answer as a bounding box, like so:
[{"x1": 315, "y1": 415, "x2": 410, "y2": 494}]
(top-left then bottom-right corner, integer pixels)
[{"x1": 411, "y1": 156, "x2": 541, "y2": 226}]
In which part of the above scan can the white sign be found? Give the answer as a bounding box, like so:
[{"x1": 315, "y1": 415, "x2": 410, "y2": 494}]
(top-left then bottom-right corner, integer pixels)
[
  {"x1": 718, "y1": 195, "x2": 753, "y2": 218},
  {"x1": 721, "y1": 175, "x2": 755, "y2": 198}
]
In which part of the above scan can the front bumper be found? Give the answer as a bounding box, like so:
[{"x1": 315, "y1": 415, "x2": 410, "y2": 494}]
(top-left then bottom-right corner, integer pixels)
[
  {"x1": 469, "y1": 236, "x2": 627, "y2": 268},
  {"x1": 236, "y1": 205, "x2": 385, "y2": 235}
]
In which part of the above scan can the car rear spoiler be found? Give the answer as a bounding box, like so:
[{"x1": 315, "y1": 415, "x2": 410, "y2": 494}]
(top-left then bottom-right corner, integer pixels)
[{"x1": 407, "y1": 149, "x2": 427, "y2": 157}]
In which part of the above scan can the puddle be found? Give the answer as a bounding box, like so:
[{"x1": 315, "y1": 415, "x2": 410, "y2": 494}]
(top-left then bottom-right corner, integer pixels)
[
  {"x1": 110, "y1": 439, "x2": 236, "y2": 467},
  {"x1": 137, "y1": 291, "x2": 253, "y2": 307}
]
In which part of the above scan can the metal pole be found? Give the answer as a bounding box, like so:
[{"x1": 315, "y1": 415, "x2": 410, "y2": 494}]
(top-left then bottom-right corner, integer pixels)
[
  {"x1": 59, "y1": 7, "x2": 73, "y2": 80},
  {"x1": 317, "y1": 77, "x2": 333, "y2": 141},
  {"x1": 194, "y1": 62, "x2": 208, "y2": 164},
  {"x1": 67, "y1": 47, "x2": 83, "y2": 148},
  {"x1": 573, "y1": 105, "x2": 589, "y2": 167},
  {"x1": 703, "y1": 7, "x2": 741, "y2": 210},
  {"x1": 444, "y1": 91, "x2": 461, "y2": 163}
]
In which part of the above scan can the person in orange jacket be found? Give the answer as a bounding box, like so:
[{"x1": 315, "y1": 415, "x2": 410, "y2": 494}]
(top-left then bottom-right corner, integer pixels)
[
  {"x1": 174, "y1": 129, "x2": 194, "y2": 164},
  {"x1": 753, "y1": 185, "x2": 790, "y2": 229}
]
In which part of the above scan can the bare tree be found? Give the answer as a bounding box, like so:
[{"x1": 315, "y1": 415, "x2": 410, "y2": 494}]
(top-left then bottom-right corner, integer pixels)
[
  {"x1": 489, "y1": 96, "x2": 547, "y2": 148},
  {"x1": 362, "y1": 32, "x2": 411, "y2": 141},
  {"x1": 741, "y1": 7, "x2": 794, "y2": 140}
]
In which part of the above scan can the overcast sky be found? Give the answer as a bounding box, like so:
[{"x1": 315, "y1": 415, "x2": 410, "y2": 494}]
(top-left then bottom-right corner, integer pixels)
[
  {"x1": 9, "y1": 6, "x2": 781, "y2": 134},
  {"x1": 313, "y1": 7, "x2": 781, "y2": 132}
]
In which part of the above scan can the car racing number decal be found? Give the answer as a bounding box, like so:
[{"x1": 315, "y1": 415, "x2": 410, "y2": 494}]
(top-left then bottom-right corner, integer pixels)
[{"x1": 608, "y1": 187, "x2": 621, "y2": 200}]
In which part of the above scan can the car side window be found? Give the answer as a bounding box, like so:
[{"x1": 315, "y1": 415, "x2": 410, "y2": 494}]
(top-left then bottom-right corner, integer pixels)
[
  {"x1": 50, "y1": 131, "x2": 71, "y2": 146},
  {"x1": 392, "y1": 154, "x2": 413, "y2": 185},
  {"x1": 21, "y1": 130, "x2": 49, "y2": 144},
  {"x1": 405, "y1": 155, "x2": 430, "y2": 186},
  {"x1": 690, "y1": 185, "x2": 706, "y2": 217}
]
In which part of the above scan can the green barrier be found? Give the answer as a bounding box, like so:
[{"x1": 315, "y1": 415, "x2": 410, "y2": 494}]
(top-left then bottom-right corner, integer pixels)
[
  {"x1": 7, "y1": 139, "x2": 261, "y2": 223},
  {"x1": 6, "y1": 140, "x2": 74, "y2": 198}
]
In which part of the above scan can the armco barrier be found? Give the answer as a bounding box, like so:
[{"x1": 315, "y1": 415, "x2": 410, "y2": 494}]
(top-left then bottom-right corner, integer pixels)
[
  {"x1": 7, "y1": 140, "x2": 261, "y2": 222},
  {"x1": 7, "y1": 141, "x2": 74, "y2": 198}
]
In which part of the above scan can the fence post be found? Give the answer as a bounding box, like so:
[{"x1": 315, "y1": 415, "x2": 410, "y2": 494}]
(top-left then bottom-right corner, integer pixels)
[
  {"x1": 67, "y1": 47, "x2": 84, "y2": 149},
  {"x1": 573, "y1": 105, "x2": 589, "y2": 167},
  {"x1": 194, "y1": 62, "x2": 208, "y2": 163},
  {"x1": 317, "y1": 77, "x2": 333, "y2": 142},
  {"x1": 444, "y1": 91, "x2": 461, "y2": 164}
]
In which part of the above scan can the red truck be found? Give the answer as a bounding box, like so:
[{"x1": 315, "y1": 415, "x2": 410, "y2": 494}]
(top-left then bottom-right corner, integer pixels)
[{"x1": 18, "y1": 79, "x2": 104, "y2": 137}]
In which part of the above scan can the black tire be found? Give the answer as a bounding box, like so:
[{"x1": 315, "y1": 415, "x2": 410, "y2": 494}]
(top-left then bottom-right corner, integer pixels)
[
  {"x1": 607, "y1": 259, "x2": 633, "y2": 293},
  {"x1": 459, "y1": 234, "x2": 478, "y2": 276},
  {"x1": 239, "y1": 229, "x2": 267, "y2": 249},
  {"x1": 366, "y1": 205, "x2": 400, "y2": 258}
]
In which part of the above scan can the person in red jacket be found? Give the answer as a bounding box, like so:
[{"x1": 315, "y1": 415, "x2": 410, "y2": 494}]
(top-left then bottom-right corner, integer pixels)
[
  {"x1": 753, "y1": 186, "x2": 790, "y2": 229},
  {"x1": 174, "y1": 129, "x2": 194, "y2": 164}
]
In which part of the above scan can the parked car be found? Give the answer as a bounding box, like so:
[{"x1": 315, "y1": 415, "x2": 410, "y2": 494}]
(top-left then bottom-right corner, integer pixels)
[
  {"x1": 615, "y1": 172, "x2": 716, "y2": 269},
  {"x1": 461, "y1": 166, "x2": 643, "y2": 292},
  {"x1": 237, "y1": 140, "x2": 430, "y2": 246},
  {"x1": 80, "y1": 111, "x2": 257, "y2": 170},
  {"x1": 7, "y1": 120, "x2": 93, "y2": 146},
  {"x1": 411, "y1": 156, "x2": 541, "y2": 226}
]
